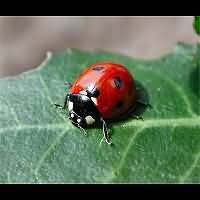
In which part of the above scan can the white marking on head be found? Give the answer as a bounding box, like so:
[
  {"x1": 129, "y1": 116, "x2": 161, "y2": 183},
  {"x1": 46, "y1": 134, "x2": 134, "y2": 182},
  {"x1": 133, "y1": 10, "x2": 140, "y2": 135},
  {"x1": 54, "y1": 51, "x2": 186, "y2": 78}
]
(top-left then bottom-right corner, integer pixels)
[
  {"x1": 71, "y1": 113, "x2": 74, "y2": 118},
  {"x1": 81, "y1": 95, "x2": 88, "y2": 101},
  {"x1": 91, "y1": 97, "x2": 97, "y2": 105},
  {"x1": 68, "y1": 101, "x2": 73, "y2": 111},
  {"x1": 77, "y1": 118, "x2": 81, "y2": 123},
  {"x1": 85, "y1": 115, "x2": 95, "y2": 125},
  {"x1": 80, "y1": 90, "x2": 87, "y2": 95}
]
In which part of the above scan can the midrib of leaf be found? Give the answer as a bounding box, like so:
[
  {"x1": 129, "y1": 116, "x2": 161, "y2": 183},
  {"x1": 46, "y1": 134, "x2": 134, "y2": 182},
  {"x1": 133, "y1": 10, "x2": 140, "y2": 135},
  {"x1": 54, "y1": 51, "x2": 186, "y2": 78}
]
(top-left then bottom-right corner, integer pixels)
[
  {"x1": 120, "y1": 117, "x2": 200, "y2": 129},
  {"x1": 1, "y1": 117, "x2": 200, "y2": 135}
]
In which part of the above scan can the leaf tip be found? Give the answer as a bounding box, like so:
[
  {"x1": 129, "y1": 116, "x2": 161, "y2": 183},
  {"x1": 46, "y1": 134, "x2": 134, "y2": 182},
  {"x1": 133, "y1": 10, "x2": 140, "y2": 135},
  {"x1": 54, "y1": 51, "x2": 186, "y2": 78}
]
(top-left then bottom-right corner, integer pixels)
[
  {"x1": 66, "y1": 48, "x2": 73, "y2": 54},
  {"x1": 37, "y1": 51, "x2": 53, "y2": 71}
]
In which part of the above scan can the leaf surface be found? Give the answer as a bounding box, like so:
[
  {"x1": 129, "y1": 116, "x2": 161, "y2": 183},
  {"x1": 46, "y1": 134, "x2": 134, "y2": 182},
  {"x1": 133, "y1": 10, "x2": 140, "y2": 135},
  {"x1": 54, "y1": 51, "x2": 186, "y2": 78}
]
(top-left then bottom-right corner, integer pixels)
[{"x1": 0, "y1": 44, "x2": 199, "y2": 183}]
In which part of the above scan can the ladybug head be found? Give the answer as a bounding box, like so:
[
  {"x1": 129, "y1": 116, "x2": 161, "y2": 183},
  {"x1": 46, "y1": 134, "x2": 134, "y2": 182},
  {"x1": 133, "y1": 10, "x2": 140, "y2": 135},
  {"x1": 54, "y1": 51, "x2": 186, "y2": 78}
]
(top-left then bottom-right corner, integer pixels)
[{"x1": 67, "y1": 93, "x2": 100, "y2": 127}]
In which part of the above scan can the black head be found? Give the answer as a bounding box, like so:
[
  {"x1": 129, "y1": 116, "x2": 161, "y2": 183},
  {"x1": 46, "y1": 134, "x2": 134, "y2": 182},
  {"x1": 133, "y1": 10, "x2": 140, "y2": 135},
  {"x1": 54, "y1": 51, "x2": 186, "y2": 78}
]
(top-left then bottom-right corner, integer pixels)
[{"x1": 67, "y1": 93, "x2": 101, "y2": 127}]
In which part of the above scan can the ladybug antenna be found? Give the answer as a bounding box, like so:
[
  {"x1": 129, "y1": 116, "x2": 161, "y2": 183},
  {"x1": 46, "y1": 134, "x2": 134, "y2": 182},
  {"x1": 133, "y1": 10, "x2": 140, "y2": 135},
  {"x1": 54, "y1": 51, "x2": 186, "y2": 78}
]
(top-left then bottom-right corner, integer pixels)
[
  {"x1": 101, "y1": 118, "x2": 112, "y2": 145},
  {"x1": 69, "y1": 117, "x2": 87, "y2": 136},
  {"x1": 77, "y1": 124, "x2": 88, "y2": 136}
]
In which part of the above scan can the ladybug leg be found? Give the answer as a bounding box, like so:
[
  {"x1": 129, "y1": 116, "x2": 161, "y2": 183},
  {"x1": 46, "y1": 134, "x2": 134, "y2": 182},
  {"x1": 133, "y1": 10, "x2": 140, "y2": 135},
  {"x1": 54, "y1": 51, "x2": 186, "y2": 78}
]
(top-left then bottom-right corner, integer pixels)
[
  {"x1": 101, "y1": 118, "x2": 112, "y2": 145},
  {"x1": 54, "y1": 94, "x2": 69, "y2": 109},
  {"x1": 70, "y1": 120, "x2": 87, "y2": 136},
  {"x1": 126, "y1": 105, "x2": 144, "y2": 120},
  {"x1": 132, "y1": 115, "x2": 144, "y2": 120},
  {"x1": 136, "y1": 99, "x2": 152, "y2": 108},
  {"x1": 63, "y1": 94, "x2": 69, "y2": 109},
  {"x1": 54, "y1": 103, "x2": 63, "y2": 108}
]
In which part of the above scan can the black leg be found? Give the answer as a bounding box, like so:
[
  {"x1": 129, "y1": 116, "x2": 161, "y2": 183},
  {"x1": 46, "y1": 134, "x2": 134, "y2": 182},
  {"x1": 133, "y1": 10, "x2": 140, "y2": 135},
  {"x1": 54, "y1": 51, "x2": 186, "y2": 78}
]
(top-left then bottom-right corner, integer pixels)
[
  {"x1": 132, "y1": 115, "x2": 144, "y2": 120},
  {"x1": 54, "y1": 94, "x2": 69, "y2": 109},
  {"x1": 63, "y1": 94, "x2": 69, "y2": 109},
  {"x1": 54, "y1": 103, "x2": 63, "y2": 108},
  {"x1": 136, "y1": 99, "x2": 152, "y2": 108},
  {"x1": 136, "y1": 87, "x2": 152, "y2": 108}
]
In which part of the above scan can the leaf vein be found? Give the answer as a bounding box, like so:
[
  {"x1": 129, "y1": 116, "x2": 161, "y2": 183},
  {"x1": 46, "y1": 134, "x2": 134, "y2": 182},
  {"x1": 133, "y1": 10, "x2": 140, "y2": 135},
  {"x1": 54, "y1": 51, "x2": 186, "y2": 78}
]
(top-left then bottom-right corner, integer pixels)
[
  {"x1": 3, "y1": 100, "x2": 20, "y2": 125},
  {"x1": 0, "y1": 117, "x2": 200, "y2": 135},
  {"x1": 179, "y1": 151, "x2": 200, "y2": 183},
  {"x1": 38, "y1": 72, "x2": 67, "y2": 122},
  {"x1": 34, "y1": 129, "x2": 68, "y2": 180},
  {"x1": 108, "y1": 127, "x2": 146, "y2": 182},
  {"x1": 0, "y1": 123, "x2": 67, "y2": 134},
  {"x1": 121, "y1": 117, "x2": 200, "y2": 129}
]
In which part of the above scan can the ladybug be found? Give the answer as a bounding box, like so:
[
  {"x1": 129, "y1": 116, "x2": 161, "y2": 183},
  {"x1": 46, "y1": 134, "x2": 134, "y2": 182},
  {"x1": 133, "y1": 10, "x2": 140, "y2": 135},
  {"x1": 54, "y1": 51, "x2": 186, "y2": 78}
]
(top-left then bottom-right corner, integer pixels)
[{"x1": 55, "y1": 63, "x2": 146, "y2": 145}]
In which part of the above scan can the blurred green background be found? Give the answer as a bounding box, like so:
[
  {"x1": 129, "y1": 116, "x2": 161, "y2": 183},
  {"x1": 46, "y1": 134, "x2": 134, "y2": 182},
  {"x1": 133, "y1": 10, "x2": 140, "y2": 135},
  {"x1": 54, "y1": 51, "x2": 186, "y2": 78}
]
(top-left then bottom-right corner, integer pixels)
[{"x1": 0, "y1": 16, "x2": 198, "y2": 78}]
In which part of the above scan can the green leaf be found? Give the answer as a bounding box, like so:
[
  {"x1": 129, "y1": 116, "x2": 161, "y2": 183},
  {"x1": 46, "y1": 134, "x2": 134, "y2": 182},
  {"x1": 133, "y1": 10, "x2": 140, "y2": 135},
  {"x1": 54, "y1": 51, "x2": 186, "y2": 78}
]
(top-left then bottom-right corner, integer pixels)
[
  {"x1": 193, "y1": 16, "x2": 200, "y2": 36},
  {"x1": 0, "y1": 44, "x2": 200, "y2": 183}
]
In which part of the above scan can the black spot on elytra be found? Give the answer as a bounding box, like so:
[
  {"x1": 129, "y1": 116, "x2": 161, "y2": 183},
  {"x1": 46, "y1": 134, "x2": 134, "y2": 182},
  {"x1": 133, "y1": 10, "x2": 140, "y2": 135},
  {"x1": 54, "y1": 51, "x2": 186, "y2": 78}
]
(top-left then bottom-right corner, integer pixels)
[
  {"x1": 92, "y1": 66, "x2": 104, "y2": 71},
  {"x1": 116, "y1": 101, "x2": 123, "y2": 109},
  {"x1": 114, "y1": 77, "x2": 122, "y2": 89}
]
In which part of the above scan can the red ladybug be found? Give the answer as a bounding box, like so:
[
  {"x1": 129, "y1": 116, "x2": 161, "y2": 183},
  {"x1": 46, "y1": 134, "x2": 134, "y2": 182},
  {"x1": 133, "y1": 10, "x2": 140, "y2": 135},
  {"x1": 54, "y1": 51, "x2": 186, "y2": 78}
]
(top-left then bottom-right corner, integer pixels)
[{"x1": 56, "y1": 63, "x2": 144, "y2": 145}]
